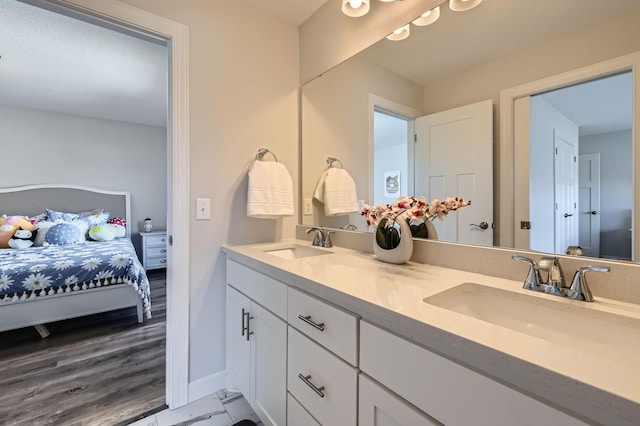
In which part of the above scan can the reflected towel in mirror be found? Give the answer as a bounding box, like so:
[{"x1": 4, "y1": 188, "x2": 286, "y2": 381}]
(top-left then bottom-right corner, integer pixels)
[
  {"x1": 247, "y1": 160, "x2": 294, "y2": 218},
  {"x1": 313, "y1": 168, "x2": 359, "y2": 216}
]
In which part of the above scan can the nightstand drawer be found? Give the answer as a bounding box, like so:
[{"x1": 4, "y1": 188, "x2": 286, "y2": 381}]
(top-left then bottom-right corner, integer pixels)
[
  {"x1": 145, "y1": 234, "x2": 167, "y2": 246},
  {"x1": 146, "y1": 256, "x2": 167, "y2": 269},
  {"x1": 147, "y1": 246, "x2": 167, "y2": 257}
]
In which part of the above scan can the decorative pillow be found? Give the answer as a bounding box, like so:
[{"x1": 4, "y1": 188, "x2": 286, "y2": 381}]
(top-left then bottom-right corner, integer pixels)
[
  {"x1": 45, "y1": 223, "x2": 83, "y2": 245},
  {"x1": 81, "y1": 211, "x2": 110, "y2": 227},
  {"x1": 107, "y1": 217, "x2": 126, "y2": 238},
  {"x1": 0, "y1": 216, "x2": 35, "y2": 248},
  {"x1": 88, "y1": 224, "x2": 117, "y2": 241},
  {"x1": 34, "y1": 219, "x2": 89, "y2": 246},
  {"x1": 44, "y1": 209, "x2": 80, "y2": 221}
]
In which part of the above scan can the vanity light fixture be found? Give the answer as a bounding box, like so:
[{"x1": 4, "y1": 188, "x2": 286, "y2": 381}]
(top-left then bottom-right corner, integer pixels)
[
  {"x1": 342, "y1": 0, "x2": 370, "y2": 17},
  {"x1": 412, "y1": 6, "x2": 441, "y2": 26},
  {"x1": 449, "y1": 0, "x2": 483, "y2": 12},
  {"x1": 386, "y1": 24, "x2": 410, "y2": 41}
]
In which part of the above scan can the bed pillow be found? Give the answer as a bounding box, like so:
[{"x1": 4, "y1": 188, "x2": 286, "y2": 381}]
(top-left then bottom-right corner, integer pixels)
[
  {"x1": 88, "y1": 224, "x2": 117, "y2": 241},
  {"x1": 44, "y1": 209, "x2": 80, "y2": 221},
  {"x1": 45, "y1": 223, "x2": 84, "y2": 245},
  {"x1": 35, "y1": 219, "x2": 89, "y2": 246},
  {"x1": 107, "y1": 217, "x2": 126, "y2": 238},
  {"x1": 81, "y1": 211, "x2": 110, "y2": 227}
]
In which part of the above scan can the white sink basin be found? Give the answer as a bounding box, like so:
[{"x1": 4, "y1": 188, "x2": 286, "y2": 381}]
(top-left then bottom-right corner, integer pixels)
[
  {"x1": 423, "y1": 283, "x2": 640, "y2": 362},
  {"x1": 261, "y1": 243, "x2": 333, "y2": 260}
]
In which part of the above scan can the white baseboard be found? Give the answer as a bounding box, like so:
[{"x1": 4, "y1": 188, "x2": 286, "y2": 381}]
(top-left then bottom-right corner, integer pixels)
[{"x1": 188, "y1": 370, "x2": 227, "y2": 403}]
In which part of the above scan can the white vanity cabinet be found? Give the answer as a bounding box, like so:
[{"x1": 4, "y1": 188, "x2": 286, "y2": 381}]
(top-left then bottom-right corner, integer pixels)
[
  {"x1": 226, "y1": 260, "x2": 287, "y2": 426},
  {"x1": 359, "y1": 321, "x2": 587, "y2": 426}
]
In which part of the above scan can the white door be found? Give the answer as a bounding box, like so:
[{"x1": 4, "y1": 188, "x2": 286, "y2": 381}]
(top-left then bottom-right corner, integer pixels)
[
  {"x1": 226, "y1": 286, "x2": 251, "y2": 398},
  {"x1": 251, "y1": 303, "x2": 287, "y2": 426},
  {"x1": 579, "y1": 153, "x2": 601, "y2": 257},
  {"x1": 415, "y1": 100, "x2": 493, "y2": 246},
  {"x1": 554, "y1": 133, "x2": 579, "y2": 253}
]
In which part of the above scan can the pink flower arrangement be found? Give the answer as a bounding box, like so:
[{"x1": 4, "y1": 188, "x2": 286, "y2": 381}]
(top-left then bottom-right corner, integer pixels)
[{"x1": 361, "y1": 195, "x2": 471, "y2": 229}]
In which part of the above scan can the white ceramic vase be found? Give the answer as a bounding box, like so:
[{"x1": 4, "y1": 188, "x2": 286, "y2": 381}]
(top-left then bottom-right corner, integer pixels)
[{"x1": 373, "y1": 216, "x2": 414, "y2": 264}]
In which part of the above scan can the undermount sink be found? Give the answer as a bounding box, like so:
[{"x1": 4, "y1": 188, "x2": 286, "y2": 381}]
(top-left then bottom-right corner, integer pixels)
[
  {"x1": 261, "y1": 243, "x2": 333, "y2": 260},
  {"x1": 423, "y1": 283, "x2": 640, "y2": 361}
]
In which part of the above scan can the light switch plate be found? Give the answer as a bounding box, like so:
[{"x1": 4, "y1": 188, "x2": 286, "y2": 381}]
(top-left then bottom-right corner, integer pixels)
[
  {"x1": 196, "y1": 198, "x2": 211, "y2": 220},
  {"x1": 304, "y1": 198, "x2": 312, "y2": 215}
]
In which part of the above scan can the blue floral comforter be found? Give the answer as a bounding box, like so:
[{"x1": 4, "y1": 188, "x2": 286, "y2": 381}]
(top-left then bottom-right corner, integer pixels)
[{"x1": 0, "y1": 238, "x2": 150, "y2": 318}]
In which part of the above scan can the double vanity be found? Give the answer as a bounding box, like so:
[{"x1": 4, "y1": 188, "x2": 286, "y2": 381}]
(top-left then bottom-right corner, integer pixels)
[{"x1": 222, "y1": 239, "x2": 640, "y2": 425}]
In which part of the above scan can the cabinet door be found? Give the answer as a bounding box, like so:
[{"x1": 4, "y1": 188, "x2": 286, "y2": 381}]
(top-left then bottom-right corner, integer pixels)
[
  {"x1": 359, "y1": 374, "x2": 440, "y2": 426},
  {"x1": 251, "y1": 302, "x2": 287, "y2": 426},
  {"x1": 226, "y1": 285, "x2": 251, "y2": 398}
]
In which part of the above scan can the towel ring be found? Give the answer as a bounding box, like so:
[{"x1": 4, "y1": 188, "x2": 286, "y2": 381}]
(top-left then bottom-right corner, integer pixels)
[
  {"x1": 327, "y1": 157, "x2": 343, "y2": 168},
  {"x1": 256, "y1": 148, "x2": 278, "y2": 162}
]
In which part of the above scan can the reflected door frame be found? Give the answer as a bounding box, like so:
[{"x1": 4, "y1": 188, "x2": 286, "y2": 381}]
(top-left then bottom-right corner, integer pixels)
[
  {"x1": 500, "y1": 51, "x2": 640, "y2": 260},
  {"x1": 368, "y1": 95, "x2": 422, "y2": 205}
]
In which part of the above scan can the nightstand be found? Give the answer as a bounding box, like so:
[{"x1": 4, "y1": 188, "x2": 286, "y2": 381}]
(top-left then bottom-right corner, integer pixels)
[{"x1": 140, "y1": 231, "x2": 167, "y2": 270}]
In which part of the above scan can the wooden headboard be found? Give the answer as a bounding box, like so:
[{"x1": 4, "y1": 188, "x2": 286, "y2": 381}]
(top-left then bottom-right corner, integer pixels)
[{"x1": 0, "y1": 184, "x2": 132, "y2": 238}]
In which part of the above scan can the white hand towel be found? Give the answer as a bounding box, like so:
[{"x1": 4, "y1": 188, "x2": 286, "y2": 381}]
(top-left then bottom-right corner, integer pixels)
[
  {"x1": 313, "y1": 168, "x2": 359, "y2": 216},
  {"x1": 247, "y1": 160, "x2": 294, "y2": 218}
]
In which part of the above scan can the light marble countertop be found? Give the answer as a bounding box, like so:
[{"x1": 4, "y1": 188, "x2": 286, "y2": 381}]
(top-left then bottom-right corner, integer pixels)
[{"x1": 223, "y1": 240, "x2": 640, "y2": 426}]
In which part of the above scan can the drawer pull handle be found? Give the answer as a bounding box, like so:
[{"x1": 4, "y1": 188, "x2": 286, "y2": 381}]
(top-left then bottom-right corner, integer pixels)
[
  {"x1": 298, "y1": 315, "x2": 325, "y2": 331},
  {"x1": 160, "y1": 259, "x2": 166, "y2": 263},
  {"x1": 298, "y1": 374, "x2": 325, "y2": 398},
  {"x1": 160, "y1": 249, "x2": 167, "y2": 253}
]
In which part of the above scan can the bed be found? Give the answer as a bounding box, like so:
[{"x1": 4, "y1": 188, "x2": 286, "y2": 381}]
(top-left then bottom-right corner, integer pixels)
[{"x1": 0, "y1": 184, "x2": 150, "y2": 335}]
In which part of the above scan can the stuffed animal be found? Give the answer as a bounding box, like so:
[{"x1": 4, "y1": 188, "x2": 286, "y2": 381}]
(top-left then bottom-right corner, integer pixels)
[
  {"x1": 8, "y1": 227, "x2": 37, "y2": 249},
  {"x1": 0, "y1": 216, "x2": 35, "y2": 248},
  {"x1": 107, "y1": 217, "x2": 126, "y2": 238}
]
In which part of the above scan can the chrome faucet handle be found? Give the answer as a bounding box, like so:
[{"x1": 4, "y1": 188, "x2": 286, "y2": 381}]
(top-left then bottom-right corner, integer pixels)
[
  {"x1": 567, "y1": 265, "x2": 610, "y2": 302},
  {"x1": 305, "y1": 227, "x2": 325, "y2": 247},
  {"x1": 512, "y1": 255, "x2": 542, "y2": 291},
  {"x1": 341, "y1": 224, "x2": 357, "y2": 231},
  {"x1": 538, "y1": 256, "x2": 567, "y2": 296},
  {"x1": 323, "y1": 230, "x2": 335, "y2": 248}
]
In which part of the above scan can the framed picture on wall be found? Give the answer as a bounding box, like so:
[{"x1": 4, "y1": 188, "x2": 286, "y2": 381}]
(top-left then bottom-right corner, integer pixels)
[{"x1": 384, "y1": 171, "x2": 400, "y2": 198}]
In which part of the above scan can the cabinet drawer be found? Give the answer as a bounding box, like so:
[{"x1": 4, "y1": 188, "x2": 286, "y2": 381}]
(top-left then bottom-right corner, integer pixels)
[
  {"x1": 146, "y1": 256, "x2": 167, "y2": 269},
  {"x1": 287, "y1": 327, "x2": 357, "y2": 426},
  {"x1": 287, "y1": 393, "x2": 320, "y2": 426},
  {"x1": 147, "y1": 246, "x2": 167, "y2": 257},
  {"x1": 360, "y1": 322, "x2": 586, "y2": 426},
  {"x1": 226, "y1": 259, "x2": 287, "y2": 319},
  {"x1": 145, "y1": 234, "x2": 167, "y2": 246},
  {"x1": 288, "y1": 287, "x2": 358, "y2": 365}
]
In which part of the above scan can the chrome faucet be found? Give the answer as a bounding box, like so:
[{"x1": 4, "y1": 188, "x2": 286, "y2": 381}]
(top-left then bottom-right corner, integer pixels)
[
  {"x1": 538, "y1": 256, "x2": 567, "y2": 296},
  {"x1": 566, "y1": 266, "x2": 610, "y2": 302},
  {"x1": 341, "y1": 224, "x2": 357, "y2": 231},
  {"x1": 306, "y1": 227, "x2": 325, "y2": 247},
  {"x1": 512, "y1": 255, "x2": 610, "y2": 302}
]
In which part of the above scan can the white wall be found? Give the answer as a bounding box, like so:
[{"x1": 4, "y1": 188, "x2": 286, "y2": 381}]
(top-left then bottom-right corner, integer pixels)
[
  {"x1": 117, "y1": 0, "x2": 300, "y2": 385},
  {"x1": 0, "y1": 104, "x2": 166, "y2": 253},
  {"x1": 581, "y1": 130, "x2": 633, "y2": 260},
  {"x1": 302, "y1": 55, "x2": 423, "y2": 230}
]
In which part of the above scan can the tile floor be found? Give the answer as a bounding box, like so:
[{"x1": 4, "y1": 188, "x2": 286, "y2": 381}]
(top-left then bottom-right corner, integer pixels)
[{"x1": 128, "y1": 389, "x2": 262, "y2": 426}]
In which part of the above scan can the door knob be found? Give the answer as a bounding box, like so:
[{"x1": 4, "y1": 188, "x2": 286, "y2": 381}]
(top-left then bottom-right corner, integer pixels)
[
  {"x1": 469, "y1": 221, "x2": 489, "y2": 230},
  {"x1": 589, "y1": 211, "x2": 599, "y2": 215},
  {"x1": 563, "y1": 213, "x2": 574, "y2": 218}
]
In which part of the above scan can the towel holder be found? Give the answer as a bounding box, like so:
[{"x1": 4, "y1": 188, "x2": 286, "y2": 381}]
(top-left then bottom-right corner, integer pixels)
[
  {"x1": 327, "y1": 157, "x2": 343, "y2": 168},
  {"x1": 256, "y1": 148, "x2": 278, "y2": 162}
]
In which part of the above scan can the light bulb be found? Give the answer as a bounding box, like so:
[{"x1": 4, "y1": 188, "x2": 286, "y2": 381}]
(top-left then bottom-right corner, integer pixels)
[
  {"x1": 386, "y1": 24, "x2": 410, "y2": 41},
  {"x1": 349, "y1": 0, "x2": 363, "y2": 8},
  {"x1": 342, "y1": 0, "x2": 370, "y2": 17},
  {"x1": 449, "y1": 0, "x2": 482, "y2": 12},
  {"x1": 412, "y1": 6, "x2": 440, "y2": 26}
]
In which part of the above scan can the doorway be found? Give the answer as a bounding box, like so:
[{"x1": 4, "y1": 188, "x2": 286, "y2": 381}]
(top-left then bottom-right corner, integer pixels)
[{"x1": 12, "y1": 0, "x2": 190, "y2": 410}]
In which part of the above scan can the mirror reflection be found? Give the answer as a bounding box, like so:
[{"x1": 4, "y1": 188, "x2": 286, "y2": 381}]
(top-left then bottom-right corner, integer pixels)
[{"x1": 301, "y1": 0, "x2": 640, "y2": 261}]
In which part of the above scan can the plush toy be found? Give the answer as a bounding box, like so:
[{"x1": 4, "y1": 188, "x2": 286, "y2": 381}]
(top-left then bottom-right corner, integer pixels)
[
  {"x1": 107, "y1": 217, "x2": 126, "y2": 238},
  {"x1": 8, "y1": 227, "x2": 37, "y2": 249},
  {"x1": 89, "y1": 224, "x2": 117, "y2": 241},
  {"x1": 0, "y1": 216, "x2": 35, "y2": 248}
]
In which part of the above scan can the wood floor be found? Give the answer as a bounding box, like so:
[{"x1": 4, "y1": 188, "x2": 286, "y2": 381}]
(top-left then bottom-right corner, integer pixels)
[{"x1": 0, "y1": 270, "x2": 167, "y2": 426}]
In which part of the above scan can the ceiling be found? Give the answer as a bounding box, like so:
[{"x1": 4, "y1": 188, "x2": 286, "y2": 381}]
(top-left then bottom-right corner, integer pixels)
[{"x1": 0, "y1": 0, "x2": 635, "y2": 134}]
